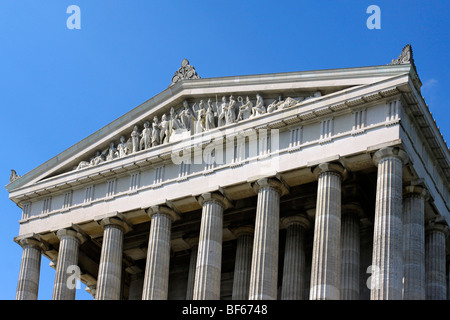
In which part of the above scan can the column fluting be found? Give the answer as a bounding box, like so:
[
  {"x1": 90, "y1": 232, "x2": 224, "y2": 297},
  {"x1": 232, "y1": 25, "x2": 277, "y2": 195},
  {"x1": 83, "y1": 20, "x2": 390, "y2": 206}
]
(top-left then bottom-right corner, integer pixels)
[
  {"x1": 425, "y1": 221, "x2": 448, "y2": 300},
  {"x1": 249, "y1": 178, "x2": 288, "y2": 300},
  {"x1": 52, "y1": 229, "x2": 85, "y2": 300},
  {"x1": 309, "y1": 162, "x2": 345, "y2": 300},
  {"x1": 16, "y1": 238, "x2": 46, "y2": 300},
  {"x1": 280, "y1": 215, "x2": 310, "y2": 300},
  {"x1": 370, "y1": 147, "x2": 408, "y2": 300},
  {"x1": 340, "y1": 204, "x2": 361, "y2": 300},
  {"x1": 402, "y1": 185, "x2": 428, "y2": 300},
  {"x1": 193, "y1": 192, "x2": 231, "y2": 300},
  {"x1": 95, "y1": 217, "x2": 129, "y2": 300},
  {"x1": 231, "y1": 226, "x2": 254, "y2": 300},
  {"x1": 142, "y1": 205, "x2": 179, "y2": 300},
  {"x1": 185, "y1": 237, "x2": 199, "y2": 300}
]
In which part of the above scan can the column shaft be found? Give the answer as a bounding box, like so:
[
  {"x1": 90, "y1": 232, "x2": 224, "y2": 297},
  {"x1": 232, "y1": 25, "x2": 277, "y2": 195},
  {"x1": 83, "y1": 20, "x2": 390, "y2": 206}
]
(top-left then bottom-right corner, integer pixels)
[
  {"x1": 425, "y1": 223, "x2": 447, "y2": 300},
  {"x1": 340, "y1": 209, "x2": 360, "y2": 300},
  {"x1": 52, "y1": 229, "x2": 83, "y2": 300},
  {"x1": 16, "y1": 239, "x2": 44, "y2": 300},
  {"x1": 370, "y1": 147, "x2": 407, "y2": 300},
  {"x1": 232, "y1": 228, "x2": 254, "y2": 300},
  {"x1": 281, "y1": 216, "x2": 309, "y2": 300},
  {"x1": 142, "y1": 206, "x2": 177, "y2": 300},
  {"x1": 193, "y1": 193, "x2": 228, "y2": 300},
  {"x1": 95, "y1": 218, "x2": 127, "y2": 300},
  {"x1": 310, "y1": 163, "x2": 344, "y2": 300},
  {"x1": 249, "y1": 178, "x2": 286, "y2": 300},
  {"x1": 186, "y1": 244, "x2": 198, "y2": 300},
  {"x1": 402, "y1": 187, "x2": 427, "y2": 300}
]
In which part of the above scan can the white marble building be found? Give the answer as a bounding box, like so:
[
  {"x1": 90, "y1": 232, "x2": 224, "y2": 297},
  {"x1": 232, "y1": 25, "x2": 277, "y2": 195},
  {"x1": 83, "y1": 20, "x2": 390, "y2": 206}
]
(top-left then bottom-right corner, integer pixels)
[{"x1": 6, "y1": 45, "x2": 450, "y2": 300}]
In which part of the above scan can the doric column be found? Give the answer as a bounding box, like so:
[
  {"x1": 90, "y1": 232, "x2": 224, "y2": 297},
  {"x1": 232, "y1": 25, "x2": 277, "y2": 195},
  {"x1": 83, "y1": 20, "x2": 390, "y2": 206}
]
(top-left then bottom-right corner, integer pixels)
[
  {"x1": 185, "y1": 237, "x2": 198, "y2": 300},
  {"x1": 231, "y1": 226, "x2": 254, "y2": 300},
  {"x1": 280, "y1": 215, "x2": 310, "y2": 300},
  {"x1": 340, "y1": 204, "x2": 361, "y2": 300},
  {"x1": 425, "y1": 221, "x2": 448, "y2": 300},
  {"x1": 370, "y1": 147, "x2": 408, "y2": 300},
  {"x1": 193, "y1": 192, "x2": 231, "y2": 300},
  {"x1": 95, "y1": 217, "x2": 130, "y2": 300},
  {"x1": 309, "y1": 162, "x2": 345, "y2": 300},
  {"x1": 16, "y1": 237, "x2": 46, "y2": 300},
  {"x1": 52, "y1": 229, "x2": 86, "y2": 300},
  {"x1": 402, "y1": 185, "x2": 428, "y2": 300},
  {"x1": 142, "y1": 205, "x2": 179, "y2": 300},
  {"x1": 249, "y1": 177, "x2": 288, "y2": 300}
]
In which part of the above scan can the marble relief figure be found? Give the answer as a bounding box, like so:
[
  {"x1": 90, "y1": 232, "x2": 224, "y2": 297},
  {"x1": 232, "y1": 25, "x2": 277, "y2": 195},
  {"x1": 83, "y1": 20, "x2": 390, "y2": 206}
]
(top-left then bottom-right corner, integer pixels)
[
  {"x1": 140, "y1": 121, "x2": 152, "y2": 150},
  {"x1": 179, "y1": 100, "x2": 193, "y2": 131},
  {"x1": 117, "y1": 136, "x2": 131, "y2": 158},
  {"x1": 237, "y1": 96, "x2": 252, "y2": 121},
  {"x1": 217, "y1": 96, "x2": 227, "y2": 127},
  {"x1": 205, "y1": 99, "x2": 216, "y2": 131},
  {"x1": 131, "y1": 125, "x2": 140, "y2": 153},
  {"x1": 160, "y1": 114, "x2": 170, "y2": 144},
  {"x1": 151, "y1": 116, "x2": 160, "y2": 147},
  {"x1": 106, "y1": 142, "x2": 118, "y2": 161},
  {"x1": 75, "y1": 91, "x2": 323, "y2": 171},
  {"x1": 251, "y1": 94, "x2": 266, "y2": 118},
  {"x1": 225, "y1": 95, "x2": 236, "y2": 125}
]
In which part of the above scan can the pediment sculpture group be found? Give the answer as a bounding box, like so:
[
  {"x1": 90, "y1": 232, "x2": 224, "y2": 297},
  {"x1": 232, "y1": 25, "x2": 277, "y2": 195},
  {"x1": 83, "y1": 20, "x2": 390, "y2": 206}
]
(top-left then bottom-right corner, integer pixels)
[{"x1": 75, "y1": 91, "x2": 321, "y2": 171}]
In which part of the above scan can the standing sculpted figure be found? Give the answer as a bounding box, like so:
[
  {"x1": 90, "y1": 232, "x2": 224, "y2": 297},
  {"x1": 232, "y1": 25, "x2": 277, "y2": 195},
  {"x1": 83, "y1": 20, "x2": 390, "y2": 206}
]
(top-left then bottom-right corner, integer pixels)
[
  {"x1": 160, "y1": 114, "x2": 170, "y2": 144},
  {"x1": 140, "y1": 121, "x2": 152, "y2": 150},
  {"x1": 151, "y1": 116, "x2": 160, "y2": 146},
  {"x1": 170, "y1": 107, "x2": 182, "y2": 131},
  {"x1": 226, "y1": 95, "x2": 236, "y2": 124},
  {"x1": 205, "y1": 98, "x2": 216, "y2": 131},
  {"x1": 218, "y1": 96, "x2": 227, "y2": 127},
  {"x1": 193, "y1": 100, "x2": 206, "y2": 134},
  {"x1": 131, "y1": 125, "x2": 140, "y2": 153},
  {"x1": 179, "y1": 100, "x2": 193, "y2": 131}
]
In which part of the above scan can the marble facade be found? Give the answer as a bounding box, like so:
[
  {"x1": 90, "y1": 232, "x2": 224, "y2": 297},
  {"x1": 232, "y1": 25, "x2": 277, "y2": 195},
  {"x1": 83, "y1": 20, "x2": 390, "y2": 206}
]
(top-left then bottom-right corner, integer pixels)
[{"x1": 7, "y1": 46, "x2": 450, "y2": 300}]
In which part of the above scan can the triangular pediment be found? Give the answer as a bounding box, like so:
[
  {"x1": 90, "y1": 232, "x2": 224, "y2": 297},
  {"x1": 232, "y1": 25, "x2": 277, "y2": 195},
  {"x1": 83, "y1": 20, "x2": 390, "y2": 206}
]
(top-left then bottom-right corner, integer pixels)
[{"x1": 6, "y1": 63, "x2": 417, "y2": 198}]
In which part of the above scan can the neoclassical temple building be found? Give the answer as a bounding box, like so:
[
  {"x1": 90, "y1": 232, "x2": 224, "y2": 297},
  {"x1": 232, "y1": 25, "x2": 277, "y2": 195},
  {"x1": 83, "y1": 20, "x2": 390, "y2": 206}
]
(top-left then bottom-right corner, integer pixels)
[{"x1": 6, "y1": 45, "x2": 450, "y2": 300}]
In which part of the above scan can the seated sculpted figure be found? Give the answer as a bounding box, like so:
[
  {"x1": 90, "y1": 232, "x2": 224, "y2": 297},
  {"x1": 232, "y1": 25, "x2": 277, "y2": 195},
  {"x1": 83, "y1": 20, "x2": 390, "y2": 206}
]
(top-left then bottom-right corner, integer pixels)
[
  {"x1": 237, "y1": 96, "x2": 253, "y2": 121},
  {"x1": 251, "y1": 94, "x2": 265, "y2": 118},
  {"x1": 117, "y1": 135, "x2": 131, "y2": 158}
]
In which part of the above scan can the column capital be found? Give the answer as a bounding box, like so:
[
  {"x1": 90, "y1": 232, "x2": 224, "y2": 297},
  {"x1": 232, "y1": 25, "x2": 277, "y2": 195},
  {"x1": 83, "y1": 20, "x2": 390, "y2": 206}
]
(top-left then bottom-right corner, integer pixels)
[
  {"x1": 183, "y1": 235, "x2": 199, "y2": 248},
  {"x1": 100, "y1": 216, "x2": 131, "y2": 234},
  {"x1": 231, "y1": 226, "x2": 254, "y2": 238},
  {"x1": 425, "y1": 220, "x2": 449, "y2": 234},
  {"x1": 280, "y1": 215, "x2": 311, "y2": 230},
  {"x1": 197, "y1": 191, "x2": 233, "y2": 210},
  {"x1": 313, "y1": 162, "x2": 346, "y2": 180},
  {"x1": 372, "y1": 146, "x2": 408, "y2": 166},
  {"x1": 403, "y1": 185, "x2": 430, "y2": 200},
  {"x1": 252, "y1": 177, "x2": 289, "y2": 196},
  {"x1": 56, "y1": 228, "x2": 86, "y2": 245},
  {"x1": 15, "y1": 235, "x2": 48, "y2": 251},
  {"x1": 147, "y1": 205, "x2": 180, "y2": 222},
  {"x1": 342, "y1": 203, "x2": 364, "y2": 218}
]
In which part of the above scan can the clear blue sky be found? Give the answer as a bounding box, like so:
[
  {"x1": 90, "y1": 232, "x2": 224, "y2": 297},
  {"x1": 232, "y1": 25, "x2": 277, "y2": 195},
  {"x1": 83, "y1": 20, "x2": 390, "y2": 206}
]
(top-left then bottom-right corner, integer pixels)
[{"x1": 0, "y1": 1, "x2": 448, "y2": 300}]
